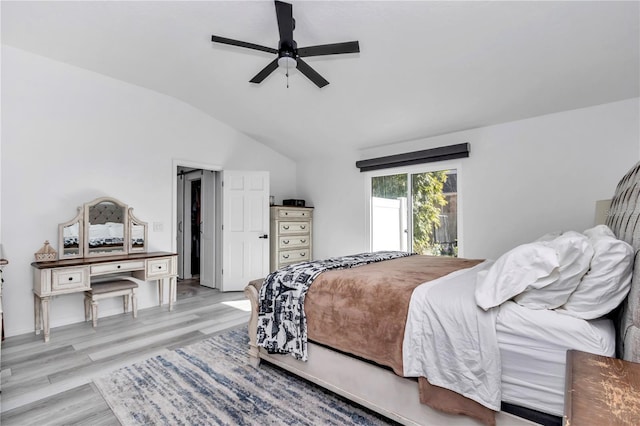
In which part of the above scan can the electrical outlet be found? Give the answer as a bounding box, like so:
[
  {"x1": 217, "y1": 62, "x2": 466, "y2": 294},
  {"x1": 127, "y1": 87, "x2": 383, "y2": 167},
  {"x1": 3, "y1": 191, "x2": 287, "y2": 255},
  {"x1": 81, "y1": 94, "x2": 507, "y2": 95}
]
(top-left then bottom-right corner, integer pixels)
[{"x1": 153, "y1": 222, "x2": 163, "y2": 232}]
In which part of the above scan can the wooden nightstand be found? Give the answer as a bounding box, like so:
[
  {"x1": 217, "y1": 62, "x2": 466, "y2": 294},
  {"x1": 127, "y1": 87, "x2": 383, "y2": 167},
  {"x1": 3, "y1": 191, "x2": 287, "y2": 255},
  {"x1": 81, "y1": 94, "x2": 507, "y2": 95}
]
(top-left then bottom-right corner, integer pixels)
[{"x1": 564, "y1": 350, "x2": 640, "y2": 425}]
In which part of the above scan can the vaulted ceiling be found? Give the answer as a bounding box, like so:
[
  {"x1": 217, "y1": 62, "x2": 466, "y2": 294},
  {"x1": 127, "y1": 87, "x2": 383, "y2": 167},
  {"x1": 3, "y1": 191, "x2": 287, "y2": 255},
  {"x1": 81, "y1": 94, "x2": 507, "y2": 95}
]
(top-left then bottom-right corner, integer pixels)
[{"x1": 2, "y1": 1, "x2": 639, "y2": 160}]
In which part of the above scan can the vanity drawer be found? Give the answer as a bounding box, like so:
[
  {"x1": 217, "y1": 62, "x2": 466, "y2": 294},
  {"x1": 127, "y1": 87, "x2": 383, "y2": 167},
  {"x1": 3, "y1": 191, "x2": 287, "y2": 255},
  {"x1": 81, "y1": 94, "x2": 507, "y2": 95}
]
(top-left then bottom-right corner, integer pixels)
[
  {"x1": 277, "y1": 208, "x2": 312, "y2": 219},
  {"x1": 279, "y1": 221, "x2": 310, "y2": 234},
  {"x1": 91, "y1": 261, "x2": 144, "y2": 275},
  {"x1": 51, "y1": 266, "x2": 90, "y2": 292},
  {"x1": 279, "y1": 250, "x2": 310, "y2": 264},
  {"x1": 146, "y1": 257, "x2": 173, "y2": 278},
  {"x1": 279, "y1": 236, "x2": 309, "y2": 249}
]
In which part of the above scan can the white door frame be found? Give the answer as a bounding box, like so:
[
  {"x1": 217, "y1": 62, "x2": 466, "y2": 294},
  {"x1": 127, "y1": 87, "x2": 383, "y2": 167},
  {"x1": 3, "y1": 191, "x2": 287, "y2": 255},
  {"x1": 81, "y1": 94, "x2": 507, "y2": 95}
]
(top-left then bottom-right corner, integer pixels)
[{"x1": 172, "y1": 159, "x2": 222, "y2": 284}]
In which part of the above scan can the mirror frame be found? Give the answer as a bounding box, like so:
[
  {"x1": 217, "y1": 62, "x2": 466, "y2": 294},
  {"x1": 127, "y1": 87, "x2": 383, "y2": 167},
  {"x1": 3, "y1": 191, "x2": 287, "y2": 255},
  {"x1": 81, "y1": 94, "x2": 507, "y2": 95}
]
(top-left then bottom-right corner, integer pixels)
[{"x1": 58, "y1": 207, "x2": 84, "y2": 259}]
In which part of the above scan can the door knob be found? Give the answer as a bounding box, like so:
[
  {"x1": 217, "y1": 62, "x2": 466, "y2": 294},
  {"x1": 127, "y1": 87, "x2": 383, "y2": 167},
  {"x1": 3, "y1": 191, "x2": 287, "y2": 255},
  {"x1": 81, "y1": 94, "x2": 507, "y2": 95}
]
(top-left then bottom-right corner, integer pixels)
[{"x1": 258, "y1": 234, "x2": 268, "y2": 239}]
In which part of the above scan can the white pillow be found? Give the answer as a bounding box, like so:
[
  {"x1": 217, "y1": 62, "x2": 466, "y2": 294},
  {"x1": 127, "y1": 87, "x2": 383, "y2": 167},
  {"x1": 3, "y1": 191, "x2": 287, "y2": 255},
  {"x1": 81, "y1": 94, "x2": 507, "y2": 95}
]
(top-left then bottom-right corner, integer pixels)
[
  {"x1": 583, "y1": 224, "x2": 616, "y2": 239},
  {"x1": 108, "y1": 222, "x2": 124, "y2": 238},
  {"x1": 63, "y1": 222, "x2": 79, "y2": 237},
  {"x1": 514, "y1": 231, "x2": 593, "y2": 309},
  {"x1": 89, "y1": 224, "x2": 110, "y2": 239},
  {"x1": 475, "y1": 242, "x2": 560, "y2": 310},
  {"x1": 131, "y1": 224, "x2": 145, "y2": 239},
  {"x1": 556, "y1": 227, "x2": 634, "y2": 320}
]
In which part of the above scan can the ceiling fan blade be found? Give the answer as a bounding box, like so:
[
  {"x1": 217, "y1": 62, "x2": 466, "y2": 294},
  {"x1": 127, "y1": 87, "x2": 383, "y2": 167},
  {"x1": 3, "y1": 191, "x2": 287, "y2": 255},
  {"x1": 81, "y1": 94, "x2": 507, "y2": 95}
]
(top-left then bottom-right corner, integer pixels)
[
  {"x1": 298, "y1": 41, "x2": 360, "y2": 57},
  {"x1": 249, "y1": 58, "x2": 279, "y2": 84},
  {"x1": 211, "y1": 35, "x2": 277, "y2": 54},
  {"x1": 296, "y1": 58, "x2": 329, "y2": 88},
  {"x1": 275, "y1": 0, "x2": 294, "y2": 45}
]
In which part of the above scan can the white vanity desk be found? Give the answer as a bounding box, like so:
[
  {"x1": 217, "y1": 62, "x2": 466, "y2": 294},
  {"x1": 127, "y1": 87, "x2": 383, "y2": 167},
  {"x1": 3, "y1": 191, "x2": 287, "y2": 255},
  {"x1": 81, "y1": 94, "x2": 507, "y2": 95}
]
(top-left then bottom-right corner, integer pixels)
[
  {"x1": 32, "y1": 251, "x2": 177, "y2": 342},
  {"x1": 32, "y1": 196, "x2": 177, "y2": 342}
]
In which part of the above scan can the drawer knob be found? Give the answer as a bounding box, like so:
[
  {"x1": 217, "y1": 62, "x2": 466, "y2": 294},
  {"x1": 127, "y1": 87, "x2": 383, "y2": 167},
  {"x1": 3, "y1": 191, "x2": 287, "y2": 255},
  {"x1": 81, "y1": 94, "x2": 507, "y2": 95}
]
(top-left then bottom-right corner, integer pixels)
[
  {"x1": 117, "y1": 265, "x2": 121, "y2": 269},
  {"x1": 300, "y1": 252, "x2": 306, "y2": 256},
  {"x1": 283, "y1": 240, "x2": 289, "y2": 244},
  {"x1": 283, "y1": 254, "x2": 290, "y2": 259},
  {"x1": 300, "y1": 225, "x2": 306, "y2": 230},
  {"x1": 68, "y1": 277, "x2": 73, "y2": 281},
  {"x1": 301, "y1": 239, "x2": 306, "y2": 243},
  {"x1": 283, "y1": 225, "x2": 289, "y2": 230},
  {"x1": 285, "y1": 212, "x2": 288, "y2": 215}
]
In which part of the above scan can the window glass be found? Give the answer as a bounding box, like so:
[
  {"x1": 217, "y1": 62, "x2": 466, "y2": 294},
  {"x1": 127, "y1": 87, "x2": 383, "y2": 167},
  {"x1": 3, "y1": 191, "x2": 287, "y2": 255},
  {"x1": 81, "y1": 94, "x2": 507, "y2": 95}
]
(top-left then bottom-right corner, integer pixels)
[{"x1": 371, "y1": 169, "x2": 458, "y2": 257}]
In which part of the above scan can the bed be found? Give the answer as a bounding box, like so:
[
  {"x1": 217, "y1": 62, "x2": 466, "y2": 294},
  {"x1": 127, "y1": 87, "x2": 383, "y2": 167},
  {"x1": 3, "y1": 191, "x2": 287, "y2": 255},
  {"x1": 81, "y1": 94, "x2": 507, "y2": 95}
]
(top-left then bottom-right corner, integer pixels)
[{"x1": 244, "y1": 161, "x2": 640, "y2": 426}]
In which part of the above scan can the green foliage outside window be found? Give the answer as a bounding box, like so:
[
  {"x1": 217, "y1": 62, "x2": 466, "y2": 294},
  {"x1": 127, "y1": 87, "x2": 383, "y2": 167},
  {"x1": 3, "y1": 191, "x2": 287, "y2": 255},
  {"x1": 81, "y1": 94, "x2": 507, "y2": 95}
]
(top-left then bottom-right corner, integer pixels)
[
  {"x1": 411, "y1": 171, "x2": 448, "y2": 255},
  {"x1": 371, "y1": 174, "x2": 407, "y2": 199}
]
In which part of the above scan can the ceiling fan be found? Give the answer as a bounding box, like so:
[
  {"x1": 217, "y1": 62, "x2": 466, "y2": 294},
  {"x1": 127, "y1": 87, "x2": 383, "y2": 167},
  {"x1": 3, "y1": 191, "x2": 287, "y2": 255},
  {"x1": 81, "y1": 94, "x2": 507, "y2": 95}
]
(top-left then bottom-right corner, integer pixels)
[{"x1": 211, "y1": 0, "x2": 360, "y2": 88}]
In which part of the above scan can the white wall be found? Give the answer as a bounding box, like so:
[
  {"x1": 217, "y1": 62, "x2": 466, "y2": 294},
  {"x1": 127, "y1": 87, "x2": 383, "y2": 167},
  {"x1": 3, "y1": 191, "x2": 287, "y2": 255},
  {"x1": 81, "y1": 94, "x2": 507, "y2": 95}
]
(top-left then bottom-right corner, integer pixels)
[
  {"x1": 1, "y1": 46, "x2": 298, "y2": 337},
  {"x1": 298, "y1": 98, "x2": 640, "y2": 261}
]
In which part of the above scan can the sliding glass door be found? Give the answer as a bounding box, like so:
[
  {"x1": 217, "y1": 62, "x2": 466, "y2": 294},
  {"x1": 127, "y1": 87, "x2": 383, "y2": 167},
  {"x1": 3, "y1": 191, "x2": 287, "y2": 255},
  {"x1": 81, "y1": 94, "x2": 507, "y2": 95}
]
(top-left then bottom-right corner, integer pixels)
[{"x1": 370, "y1": 168, "x2": 458, "y2": 257}]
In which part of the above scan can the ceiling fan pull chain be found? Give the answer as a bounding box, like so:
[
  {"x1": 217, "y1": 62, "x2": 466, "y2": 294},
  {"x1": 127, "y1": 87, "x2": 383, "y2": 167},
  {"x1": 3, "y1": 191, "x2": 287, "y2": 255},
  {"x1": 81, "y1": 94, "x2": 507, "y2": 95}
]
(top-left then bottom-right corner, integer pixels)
[{"x1": 286, "y1": 60, "x2": 290, "y2": 88}]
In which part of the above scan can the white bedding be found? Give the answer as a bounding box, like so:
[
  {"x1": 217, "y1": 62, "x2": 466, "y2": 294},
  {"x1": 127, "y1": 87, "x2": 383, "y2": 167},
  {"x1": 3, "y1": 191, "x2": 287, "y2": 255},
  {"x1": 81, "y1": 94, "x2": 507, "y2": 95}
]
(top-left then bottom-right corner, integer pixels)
[
  {"x1": 402, "y1": 260, "x2": 502, "y2": 410},
  {"x1": 497, "y1": 301, "x2": 615, "y2": 416},
  {"x1": 402, "y1": 260, "x2": 616, "y2": 416}
]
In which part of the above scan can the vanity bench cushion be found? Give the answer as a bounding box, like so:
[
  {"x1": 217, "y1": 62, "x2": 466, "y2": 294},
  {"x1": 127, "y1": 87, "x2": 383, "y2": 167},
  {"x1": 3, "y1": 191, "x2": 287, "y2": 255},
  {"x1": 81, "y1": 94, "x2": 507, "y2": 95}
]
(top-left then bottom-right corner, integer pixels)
[{"x1": 89, "y1": 280, "x2": 138, "y2": 294}]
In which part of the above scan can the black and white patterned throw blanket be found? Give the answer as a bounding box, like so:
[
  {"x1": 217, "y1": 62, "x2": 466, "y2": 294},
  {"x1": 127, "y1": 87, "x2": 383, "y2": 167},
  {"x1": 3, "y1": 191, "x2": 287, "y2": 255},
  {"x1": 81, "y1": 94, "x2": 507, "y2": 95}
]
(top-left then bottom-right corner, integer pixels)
[{"x1": 257, "y1": 251, "x2": 415, "y2": 361}]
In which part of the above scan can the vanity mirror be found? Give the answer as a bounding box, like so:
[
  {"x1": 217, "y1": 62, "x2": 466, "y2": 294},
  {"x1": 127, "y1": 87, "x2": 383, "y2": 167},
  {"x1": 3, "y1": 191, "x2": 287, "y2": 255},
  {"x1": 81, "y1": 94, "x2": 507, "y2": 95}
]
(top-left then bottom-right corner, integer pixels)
[
  {"x1": 57, "y1": 197, "x2": 148, "y2": 259},
  {"x1": 84, "y1": 197, "x2": 128, "y2": 257},
  {"x1": 129, "y1": 208, "x2": 148, "y2": 253},
  {"x1": 58, "y1": 208, "x2": 83, "y2": 259}
]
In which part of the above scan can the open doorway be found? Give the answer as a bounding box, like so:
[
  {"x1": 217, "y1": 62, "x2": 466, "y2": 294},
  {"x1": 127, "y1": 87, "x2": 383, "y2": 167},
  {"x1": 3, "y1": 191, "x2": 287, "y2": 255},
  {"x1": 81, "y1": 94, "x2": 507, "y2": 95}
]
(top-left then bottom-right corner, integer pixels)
[
  {"x1": 173, "y1": 161, "x2": 271, "y2": 293},
  {"x1": 176, "y1": 166, "x2": 217, "y2": 288}
]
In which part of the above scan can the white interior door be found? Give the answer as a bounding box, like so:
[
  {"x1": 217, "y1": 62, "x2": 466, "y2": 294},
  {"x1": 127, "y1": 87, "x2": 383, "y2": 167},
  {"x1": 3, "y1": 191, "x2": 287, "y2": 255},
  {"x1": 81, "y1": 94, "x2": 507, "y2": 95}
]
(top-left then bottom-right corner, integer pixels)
[
  {"x1": 181, "y1": 170, "x2": 202, "y2": 279},
  {"x1": 200, "y1": 170, "x2": 215, "y2": 288},
  {"x1": 221, "y1": 170, "x2": 270, "y2": 292}
]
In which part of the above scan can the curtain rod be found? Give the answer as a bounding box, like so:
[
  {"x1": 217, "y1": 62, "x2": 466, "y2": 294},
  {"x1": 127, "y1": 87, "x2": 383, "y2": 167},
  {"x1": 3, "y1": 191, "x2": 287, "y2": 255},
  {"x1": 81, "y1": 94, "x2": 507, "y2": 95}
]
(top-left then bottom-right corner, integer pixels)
[{"x1": 355, "y1": 143, "x2": 470, "y2": 172}]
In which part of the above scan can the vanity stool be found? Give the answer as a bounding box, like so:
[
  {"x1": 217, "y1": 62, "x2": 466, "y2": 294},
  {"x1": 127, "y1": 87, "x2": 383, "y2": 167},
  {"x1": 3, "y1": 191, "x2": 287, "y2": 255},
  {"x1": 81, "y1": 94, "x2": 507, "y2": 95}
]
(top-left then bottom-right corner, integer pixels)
[{"x1": 84, "y1": 279, "x2": 138, "y2": 328}]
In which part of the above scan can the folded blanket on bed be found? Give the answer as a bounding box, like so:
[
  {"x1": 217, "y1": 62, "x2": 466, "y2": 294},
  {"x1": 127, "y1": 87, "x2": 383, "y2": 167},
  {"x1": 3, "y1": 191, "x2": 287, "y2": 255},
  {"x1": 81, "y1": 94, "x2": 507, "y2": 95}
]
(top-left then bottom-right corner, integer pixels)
[
  {"x1": 256, "y1": 250, "x2": 414, "y2": 360},
  {"x1": 403, "y1": 260, "x2": 501, "y2": 411}
]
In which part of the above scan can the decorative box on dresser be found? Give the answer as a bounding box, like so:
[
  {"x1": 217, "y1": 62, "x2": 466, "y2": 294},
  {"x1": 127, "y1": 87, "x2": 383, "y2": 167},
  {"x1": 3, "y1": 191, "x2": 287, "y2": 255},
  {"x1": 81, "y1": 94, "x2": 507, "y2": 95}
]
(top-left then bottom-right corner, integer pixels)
[{"x1": 270, "y1": 206, "x2": 313, "y2": 272}]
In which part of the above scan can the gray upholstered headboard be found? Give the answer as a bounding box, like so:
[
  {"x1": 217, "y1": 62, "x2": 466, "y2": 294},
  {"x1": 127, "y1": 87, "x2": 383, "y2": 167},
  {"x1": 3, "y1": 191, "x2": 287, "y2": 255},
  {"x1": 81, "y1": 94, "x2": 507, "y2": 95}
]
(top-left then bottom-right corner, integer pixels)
[
  {"x1": 89, "y1": 202, "x2": 125, "y2": 225},
  {"x1": 605, "y1": 161, "x2": 640, "y2": 362}
]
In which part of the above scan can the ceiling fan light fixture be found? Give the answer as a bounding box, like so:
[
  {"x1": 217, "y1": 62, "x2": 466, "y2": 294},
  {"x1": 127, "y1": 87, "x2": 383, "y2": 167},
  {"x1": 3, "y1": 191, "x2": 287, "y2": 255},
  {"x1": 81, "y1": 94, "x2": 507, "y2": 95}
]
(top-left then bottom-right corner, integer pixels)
[{"x1": 277, "y1": 56, "x2": 297, "y2": 72}]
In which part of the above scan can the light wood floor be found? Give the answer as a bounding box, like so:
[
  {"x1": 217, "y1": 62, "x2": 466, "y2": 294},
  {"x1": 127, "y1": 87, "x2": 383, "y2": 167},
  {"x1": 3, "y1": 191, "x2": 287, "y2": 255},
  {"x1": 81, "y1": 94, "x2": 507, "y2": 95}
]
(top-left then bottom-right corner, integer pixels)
[{"x1": 0, "y1": 280, "x2": 250, "y2": 425}]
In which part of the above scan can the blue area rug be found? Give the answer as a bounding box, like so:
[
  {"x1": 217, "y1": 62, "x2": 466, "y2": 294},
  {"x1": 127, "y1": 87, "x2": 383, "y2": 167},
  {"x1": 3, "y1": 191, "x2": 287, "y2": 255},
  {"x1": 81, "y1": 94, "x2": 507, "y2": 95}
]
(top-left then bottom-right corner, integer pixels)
[{"x1": 94, "y1": 327, "x2": 394, "y2": 425}]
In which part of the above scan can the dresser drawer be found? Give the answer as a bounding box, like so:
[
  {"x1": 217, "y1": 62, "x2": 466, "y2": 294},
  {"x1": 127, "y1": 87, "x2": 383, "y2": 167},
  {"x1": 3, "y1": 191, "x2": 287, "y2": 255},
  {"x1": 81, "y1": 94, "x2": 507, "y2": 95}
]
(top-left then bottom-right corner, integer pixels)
[
  {"x1": 279, "y1": 250, "x2": 310, "y2": 264},
  {"x1": 279, "y1": 221, "x2": 310, "y2": 234},
  {"x1": 91, "y1": 260, "x2": 145, "y2": 275},
  {"x1": 279, "y1": 236, "x2": 309, "y2": 249},
  {"x1": 146, "y1": 258, "x2": 173, "y2": 278},
  {"x1": 51, "y1": 266, "x2": 90, "y2": 292},
  {"x1": 277, "y1": 208, "x2": 312, "y2": 219}
]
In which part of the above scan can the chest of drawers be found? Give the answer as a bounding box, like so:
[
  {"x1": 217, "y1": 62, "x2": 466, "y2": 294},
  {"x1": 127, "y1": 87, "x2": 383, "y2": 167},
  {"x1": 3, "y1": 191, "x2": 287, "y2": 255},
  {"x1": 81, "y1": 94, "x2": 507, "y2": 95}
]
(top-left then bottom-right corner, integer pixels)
[{"x1": 270, "y1": 206, "x2": 313, "y2": 271}]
